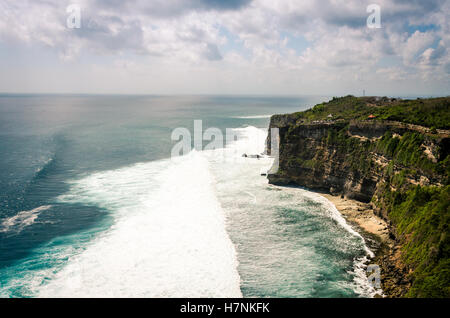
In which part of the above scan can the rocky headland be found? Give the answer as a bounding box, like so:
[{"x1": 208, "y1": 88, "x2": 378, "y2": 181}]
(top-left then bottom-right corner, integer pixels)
[{"x1": 266, "y1": 96, "x2": 450, "y2": 297}]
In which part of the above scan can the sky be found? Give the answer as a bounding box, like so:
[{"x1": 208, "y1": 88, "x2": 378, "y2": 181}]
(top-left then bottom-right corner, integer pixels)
[{"x1": 0, "y1": 0, "x2": 449, "y2": 96}]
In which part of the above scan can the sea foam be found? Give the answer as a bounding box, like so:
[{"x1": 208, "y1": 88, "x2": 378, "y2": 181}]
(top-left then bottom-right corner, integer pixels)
[
  {"x1": 37, "y1": 151, "x2": 242, "y2": 297},
  {"x1": 0, "y1": 205, "x2": 52, "y2": 233}
]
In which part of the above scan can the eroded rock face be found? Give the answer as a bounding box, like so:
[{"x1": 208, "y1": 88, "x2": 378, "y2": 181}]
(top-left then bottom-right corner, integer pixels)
[
  {"x1": 267, "y1": 117, "x2": 446, "y2": 202},
  {"x1": 267, "y1": 120, "x2": 378, "y2": 202}
]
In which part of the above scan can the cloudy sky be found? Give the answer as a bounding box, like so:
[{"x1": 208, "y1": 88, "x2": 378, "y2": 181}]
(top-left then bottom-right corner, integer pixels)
[{"x1": 0, "y1": 0, "x2": 449, "y2": 96}]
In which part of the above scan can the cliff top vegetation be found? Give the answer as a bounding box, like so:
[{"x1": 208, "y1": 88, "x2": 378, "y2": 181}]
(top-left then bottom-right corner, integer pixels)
[{"x1": 291, "y1": 96, "x2": 450, "y2": 130}]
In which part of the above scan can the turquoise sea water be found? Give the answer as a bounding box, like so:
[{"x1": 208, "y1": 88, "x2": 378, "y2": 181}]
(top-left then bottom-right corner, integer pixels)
[{"x1": 0, "y1": 95, "x2": 375, "y2": 297}]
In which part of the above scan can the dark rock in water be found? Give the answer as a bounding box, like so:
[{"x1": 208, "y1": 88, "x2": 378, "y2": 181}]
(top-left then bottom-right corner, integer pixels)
[
  {"x1": 243, "y1": 153, "x2": 264, "y2": 159},
  {"x1": 329, "y1": 187, "x2": 339, "y2": 195}
]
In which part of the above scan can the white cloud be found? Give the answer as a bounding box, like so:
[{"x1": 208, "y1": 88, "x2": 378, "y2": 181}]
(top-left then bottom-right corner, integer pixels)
[
  {"x1": 402, "y1": 31, "x2": 436, "y2": 64},
  {"x1": 0, "y1": 0, "x2": 448, "y2": 95}
]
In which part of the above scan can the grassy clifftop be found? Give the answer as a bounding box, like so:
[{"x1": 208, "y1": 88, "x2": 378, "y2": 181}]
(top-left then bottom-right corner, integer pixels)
[
  {"x1": 290, "y1": 95, "x2": 450, "y2": 130},
  {"x1": 268, "y1": 96, "x2": 450, "y2": 297}
]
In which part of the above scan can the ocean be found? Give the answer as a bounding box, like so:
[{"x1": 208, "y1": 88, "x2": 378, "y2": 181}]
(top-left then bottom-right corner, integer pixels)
[{"x1": 0, "y1": 94, "x2": 376, "y2": 297}]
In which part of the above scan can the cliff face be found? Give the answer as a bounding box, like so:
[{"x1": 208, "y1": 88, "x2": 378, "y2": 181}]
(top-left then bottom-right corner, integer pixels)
[
  {"x1": 266, "y1": 96, "x2": 450, "y2": 298},
  {"x1": 268, "y1": 120, "x2": 377, "y2": 202},
  {"x1": 267, "y1": 118, "x2": 447, "y2": 202}
]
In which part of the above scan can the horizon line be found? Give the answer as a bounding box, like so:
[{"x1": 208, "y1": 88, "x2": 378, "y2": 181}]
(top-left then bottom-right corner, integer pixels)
[{"x1": 0, "y1": 92, "x2": 448, "y2": 99}]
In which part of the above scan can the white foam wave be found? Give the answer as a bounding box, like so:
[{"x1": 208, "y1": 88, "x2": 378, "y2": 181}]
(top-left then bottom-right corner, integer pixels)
[
  {"x1": 229, "y1": 126, "x2": 267, "y2": 153},
  {"x1": 35, "y1": 157, "x2": 54, "y2": 174},
  {"x1": 351, "y1": 255, "x2": 382, "y2": 298},
  {"x1": 0, "y1": 205, "x2": 52, "y2": 233},
  {"x1": 38, "y1": 151, "x2": 242, "y2": 297},
  {"x1": 303, "y1": 193, "x2": 374, "y2": 258}
]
